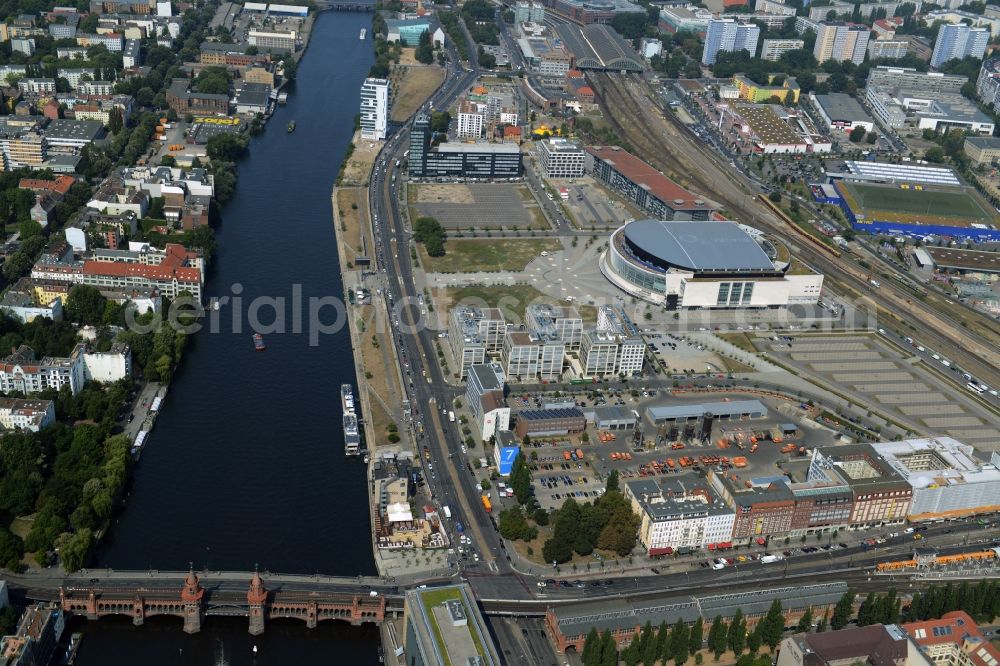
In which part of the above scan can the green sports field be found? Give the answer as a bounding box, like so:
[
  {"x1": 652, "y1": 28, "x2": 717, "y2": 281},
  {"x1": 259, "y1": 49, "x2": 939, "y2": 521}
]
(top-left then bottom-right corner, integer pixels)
[{"x1": 839, "y1": 181, "x2": 995, "y2": 227}]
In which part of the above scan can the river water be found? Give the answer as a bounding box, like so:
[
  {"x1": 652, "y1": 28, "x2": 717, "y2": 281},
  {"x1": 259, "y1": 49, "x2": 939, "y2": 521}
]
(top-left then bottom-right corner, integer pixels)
[{"x1": 77, "y1": 11, "x2": 380, "y2": 664}]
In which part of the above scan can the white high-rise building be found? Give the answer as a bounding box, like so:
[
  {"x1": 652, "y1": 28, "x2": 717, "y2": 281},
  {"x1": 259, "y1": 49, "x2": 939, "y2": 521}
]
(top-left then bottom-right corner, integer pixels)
[
  {"x1": 702, "y1": 19, "x2": 761, "y2": 66},
  {"x1": 813, "y1": 22, "x2": 870, "y2": 64},
  {"x1": 359, "y1": 77, "x2": 389, "y2": 141},
  {"x1": 931, "y1": 23, "x2": 989, "y2": 69}
]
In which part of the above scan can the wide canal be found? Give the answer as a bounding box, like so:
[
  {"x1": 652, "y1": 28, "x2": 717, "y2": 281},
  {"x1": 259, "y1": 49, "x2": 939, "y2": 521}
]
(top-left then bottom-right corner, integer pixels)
[{"x1": 77, "y1": 11, "x2": 380, "y2": 664}]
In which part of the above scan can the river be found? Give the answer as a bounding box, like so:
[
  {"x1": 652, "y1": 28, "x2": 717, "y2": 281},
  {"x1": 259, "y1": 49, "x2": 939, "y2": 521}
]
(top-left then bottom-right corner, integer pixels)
[{"x1": 76, "y1": 11, "x2": 380, "y2": 664}]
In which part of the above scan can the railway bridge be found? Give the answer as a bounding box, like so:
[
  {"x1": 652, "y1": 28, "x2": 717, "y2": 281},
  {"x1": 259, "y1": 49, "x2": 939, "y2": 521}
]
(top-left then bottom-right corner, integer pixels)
[{"x1": 49, "y1": 570, "x2": 392, "y2": 635}]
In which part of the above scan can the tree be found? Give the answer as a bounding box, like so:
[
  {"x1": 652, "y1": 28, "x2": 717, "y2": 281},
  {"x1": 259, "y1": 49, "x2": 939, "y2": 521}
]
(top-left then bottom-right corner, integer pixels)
[
  {"x1": 817, "y1": 609, "x2": 828, "y2": 633},
  {"x1": 415, "y1": 29, "x2": 434, "y2": 63},
  {"x1": 606, "y1": 469, "x2": 620, "y2": 492},
  {"x1": 831, "y1": 591, "x2": 855, "y2": 630},
  {"x1": 746, "y1": 627, "x2": 761, "y2": 654},
  {"x1": 728, "y1": 609, "x2": 746, "y2": 655},
  {"x1": 759, "y1": 599, "x2": 784, "y2": 651},
  {"x1": 768, "y1": 190, "x2": 782, "y2": 203},
  {"x1": 849, "y1": 125, "x2": 866, "y2": 142},
  {"x1": 600, "y1": 629, "x2": 618, "y2": 666},
  {"x1": 689, "y1": 617, "x2": 704, "y2": 655},
  {"x1": 583, "y1": 627, "x2": 601, "y2": 666},
  {"x1": 206, "y1": 133, "x2": 249, "y2": 162},
  {"x1": 66, "y1": 285, "x2": 107, "y2": 325},
  {"x1": 797, "y1": 607, "x2": 813, "y2": 633},
  {"x1": 509, "y1": 452, "x2": 532, "y2": 505},
  {"x1": 430, "y1": 111, "x2": 451, "y2": 132},
  {"x1": 924, "y1": 146, "x2": 945, "y2": 163},
  {"x1": 708, "y1": 616, "x2": 728, "y2": 660},
  {"x1": 654, "y1": 621, "x2": 670, "y2": 664},
  {"x1": 193, "y1": 66, "x2": 230, "y2": 94},
  {"x1": 498, "y1": 506, "x2": 536, "y2": 541},
  {"x1": 413, "y1": 216, "x2": 446, "y2": 257},
  {"x1": 672, "y1": 618, "x2": 690, "y2": 666}
]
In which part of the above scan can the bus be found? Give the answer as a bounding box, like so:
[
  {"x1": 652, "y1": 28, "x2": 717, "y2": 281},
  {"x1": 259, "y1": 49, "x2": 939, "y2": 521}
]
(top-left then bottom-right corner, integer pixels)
[{"x1": 481, "y1": 495, "x2": 492, "y2": 512}]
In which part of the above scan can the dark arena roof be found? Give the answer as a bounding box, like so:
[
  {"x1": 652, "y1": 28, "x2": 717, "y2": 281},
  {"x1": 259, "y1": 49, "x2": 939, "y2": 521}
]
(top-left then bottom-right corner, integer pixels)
[
  {"x1": 621, "y1": 220, "x2": 776, "y2": 273},
  {"x1": 556, "y1": 24, "x2": 644, "y2": 72}
]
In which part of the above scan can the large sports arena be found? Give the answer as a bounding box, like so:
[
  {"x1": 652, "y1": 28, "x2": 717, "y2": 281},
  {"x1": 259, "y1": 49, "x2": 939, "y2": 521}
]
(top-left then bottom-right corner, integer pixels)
[{"x1": 601, "y1": 220, "x2": 824, "y2": 308}]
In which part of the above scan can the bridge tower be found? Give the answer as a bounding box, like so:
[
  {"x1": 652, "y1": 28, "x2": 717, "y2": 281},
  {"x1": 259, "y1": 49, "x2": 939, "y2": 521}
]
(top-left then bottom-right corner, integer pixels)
[
  {"x1": 180, "y1": 568, "x2": 205, "y2": 634},
  {"x1": 132, "y1": 594, "x2": 145, "y2": 626},
  {"x1": 247, "y1": 570, "x2": 267, "y2": 636}
]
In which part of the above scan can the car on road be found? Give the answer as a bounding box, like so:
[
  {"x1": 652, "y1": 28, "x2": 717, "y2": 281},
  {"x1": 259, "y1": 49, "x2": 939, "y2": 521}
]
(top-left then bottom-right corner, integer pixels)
[{"x1": 537, "y1": 581, "x2": 547, "y2": 588}]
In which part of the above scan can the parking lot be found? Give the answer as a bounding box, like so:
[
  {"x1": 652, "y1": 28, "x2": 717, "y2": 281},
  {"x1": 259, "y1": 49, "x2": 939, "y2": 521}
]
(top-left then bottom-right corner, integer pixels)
[
  {"x1": 645, "y1": 331, "x2": 731, "y2": 374},
  {"x1": 544, "y1": 175, "x2": 639, "y2": 229},
  {"x1": 759, "y1": 333, "x2": 1000, "y2": 450},
  {"x1": 409, "y1": 183, "x2": 541, "y2": 229}
]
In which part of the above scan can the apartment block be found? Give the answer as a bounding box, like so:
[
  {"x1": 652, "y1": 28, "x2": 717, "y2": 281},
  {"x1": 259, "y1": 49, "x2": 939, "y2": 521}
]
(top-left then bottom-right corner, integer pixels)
[
  {"x1": 761, "y1": 38, "x2": 804, "y2": 61},
  {"x1": 931, "y1": 23, "x2": 988, "y2": 68},
  {"x1": 702, "y1": 19, "x2": 760, "y2": 65},
  {"x1": 0, "y1": 398, "x2": 55, "y2": 432},
  {"x1": 625, "y1": 475, "x2": 737, "y2": 554},
  {"x1": 813, "y1": 22, "x2": 870, "y2": 64}
]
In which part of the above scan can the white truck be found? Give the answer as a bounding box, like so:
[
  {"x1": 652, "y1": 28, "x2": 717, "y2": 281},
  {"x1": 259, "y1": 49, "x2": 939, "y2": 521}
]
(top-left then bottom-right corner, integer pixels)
[
  {"x1": 760, "y1": 554, "x2": 782, "y2": 564},
  {"x1": 442, "y1": 506, "x2": 452, "y2": 519},
  {"x1": 448, "y1": 411, "x2": 456, "y2": 422}
]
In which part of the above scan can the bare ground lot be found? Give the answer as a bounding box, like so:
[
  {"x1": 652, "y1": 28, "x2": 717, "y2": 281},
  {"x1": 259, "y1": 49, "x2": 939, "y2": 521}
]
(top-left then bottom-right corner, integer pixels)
[
  {"x1": 417, "y1": 238, "x2": 562, "y2": 273},
  {"x1": 409, "y1": 183, "x2": 546, "y2": 229},
  {"x1": 334, "y1": 188, "x2": 367, "y2": 262},
  {"x1": 391, "y1": 65, "x2": 445, "y2": 123},
  {"x1": 340, "y1": 130, "x2": 382, "y2": 186}
]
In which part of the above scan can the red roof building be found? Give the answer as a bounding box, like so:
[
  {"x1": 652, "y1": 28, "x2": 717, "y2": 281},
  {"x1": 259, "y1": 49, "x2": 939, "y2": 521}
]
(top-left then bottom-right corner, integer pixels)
[
  {"x1": 904, "y1": 611, "x2": 1000, "y2": 666},
  {"x1": 19, "y1": 175, "x2": 75, "y2": 199}
]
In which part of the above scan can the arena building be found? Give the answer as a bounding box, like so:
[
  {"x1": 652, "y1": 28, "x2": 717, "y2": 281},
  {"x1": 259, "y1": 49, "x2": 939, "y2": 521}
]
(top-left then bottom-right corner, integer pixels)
[{"x1": 601, "y1": 220, "x2": 823, "y2": 308}]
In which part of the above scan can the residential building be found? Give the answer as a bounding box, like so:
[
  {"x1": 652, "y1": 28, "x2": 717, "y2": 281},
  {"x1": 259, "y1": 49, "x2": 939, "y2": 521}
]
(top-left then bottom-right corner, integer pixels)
[
  {"x1": 868, "y1": 39, "x2": 908, "y2": 60},
  {"x1": 75, "y1": 31, "x2": 123, "y2": 50},
  {"x1": 359, "y1": 77, "x2": 389, "y2": 141},
  {"x1": 456, "y1": 102, "x2": 484, "y2": 139},
  {"x1": 247, "y1": 29, "x2": 296, "y2": 51},
  {"x1": 538, "y1": 138, "x2": 585, "y2": 178},
  {"x1": 701, "y1": 19, "x2": 760, "y2": 65},
  {"x1": 63, "y1": 209, "x2": 138, "y2": 252},
  {"x1": 18, "y1": 78, "x2": 56, "y2": 94},
  {"x1": 931, "y1": 23, "x2": 988, "y2": 69},
  {"x1": 964, "y1": 135, "x2": 1000, "y2": 166},
  {"x1": 11, "y1": 38, "x2": 35, "y2": 55},
  {"x1": 709, "y1": 469, "x2": 796, "y2": 541},
  {"x1": 466, "y1": 363, "x2": 510, "y2": 442},
  {"x1": 761, "y1": 38, "x2": 804, "y2": 61},
  {"x1": 515, "y1": 1, "x2": 545, "y2": 23},
  {"x1": 31, "y1": 241, "x2": 204, "y2": 301},
  {"x1": 904, "y1": 611, "x2": 1000, "y2": 666},
  {"x1": 199, "y1": 42, "x2": 262, "y2": 67},
  {"x1": 0, "y1": 282, "x2": 63, "y2": 323},
  {"x1": 873, "y1": 17, "x2": 903, "y2": 39},
  {"x1": 122, "y1": 38, "x2": 141, "y2": 67},
  {"x1": 813, "y1": 22, "x2": 870, "y2": 64},
  {"x1": 756, "y1": 0, "x2": 798, "y2": 15},
  {"x1": 19, "y1": 175, "x2": 74, "y2": 200},
  {"x1": 513, "y1": 407, "x2": 584, "y2": 438},
  {"x1": 501, "y1": 331, "x2": 564, "y2": 380},
  {"x1": 0, "y1": 342, "x2": 130, "y2": 395},
  {"x1": 526, "y1": 303, "x2": 582, "y2": 350},
  {"x1": 624, "y1": 475, "x2": 737, "y2": 554},
  {"x1": 0, "y1": 398, "x2": 55, "y2": 431},
  {"x1": 777, "y1": 624, "x2": 932, "y2": 666},
  {"x1": 0, "y1": 603, "x2": 66, "y2": 666},
  {"x1": 976, "y1": 57, "x2": 1000, "y2": 110}
]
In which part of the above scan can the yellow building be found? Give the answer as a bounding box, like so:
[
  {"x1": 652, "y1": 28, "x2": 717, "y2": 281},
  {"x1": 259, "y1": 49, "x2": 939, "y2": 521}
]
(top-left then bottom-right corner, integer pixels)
[
  {"x1": 734, "y1": 74, "x2": 801, "y2": 104},
  {"x1": 31, "y1": 281, "x2": 71, "y2": 307}
]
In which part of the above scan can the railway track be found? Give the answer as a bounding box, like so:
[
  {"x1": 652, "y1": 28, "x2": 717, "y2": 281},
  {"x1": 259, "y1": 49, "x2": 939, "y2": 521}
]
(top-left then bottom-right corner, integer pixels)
[{"x1": 588, "y1": 71, "x2": 1000, "y2": 390}]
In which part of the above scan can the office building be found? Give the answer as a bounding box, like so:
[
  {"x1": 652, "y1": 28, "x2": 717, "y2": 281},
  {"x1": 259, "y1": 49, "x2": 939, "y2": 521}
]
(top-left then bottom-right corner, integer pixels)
[
  {"x1": 761, "y1": 38, "x2": 804, "y2": 61},
  {"x1": 449, "y1": 305, "x2": 505, "y2": 372},
  {"x1": 625, "y1": 475, "x2": 737, "y2": 554},
  {"x1": 813, "y1": 22, "x2": 870, "y2": 64},
  {"x1": 466, "y1": 363, "x2": 509, "y2": 442},
  {"x1": 247, "y1": 29, "x2": 296, "y2": 51},
  {"x1": 931, "y1": 23, "x2": 988, "y2": 68},
  {"x1": 701, "y1": 19, "x2": 760, "y2": 65},
  {"x1": 580, "y1": 330, "x2": 620, "y2": 376},
  {"x1": 580, "y1": 304, "x2": 645, "y2": 376},
  {"x1": 538, "y1": 138, "x2": 585, "y2": 178},
  {"x1": 873, "y1": 438, "x2": 1000, "y2": 521},
  {"x1": 526, "y1": 303, "x2": 582, "y2": 350},
  {"x1": 513, "y1": 407, "x2": 584, "y2": 437},
  {"x1": 402, "y1": 584, "x2": 501, "y2": 666},
  {"x1": 501, "y1": 331, "x2": 564, "y2": 380},
  {"x1": 420, "y1": 143, "x2": 522, "y2": 179},
  {"x1": 658, "y1": 5, "x2": 713, "y2": 35},
  {"x1": 585, "y1": 146, "x2": 715, "y2": 220},
  {"x1": 359, "y1": 77, "x2": 389, "y2": 141},
  {"x1": 385, "y1": 18, "x2": 430, "y2": 45},
  {"x1": 808, "y1": 445, "x2": 912, "y2": 527}
]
